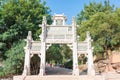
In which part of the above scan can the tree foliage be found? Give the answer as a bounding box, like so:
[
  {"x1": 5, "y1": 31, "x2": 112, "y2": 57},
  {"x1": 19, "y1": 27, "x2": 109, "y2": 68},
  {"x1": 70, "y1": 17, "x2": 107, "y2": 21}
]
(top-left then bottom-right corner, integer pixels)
[
  {"x1": 0, "y1": 0, "x2": 51, "y2": 59},
  {"x1": 77, "y1": 0, "x2": 114, "y2": 25},
  {"x1": 77, "y1": 0, "x2": 120, "y2": 58},
  {"x1": 46, "y1": 44, "x2": 63, "y2": 64},
  {"x1": 0, "y1": 0, "x2": 51, "y2": 76},
  {"x1": 3, "y1": 40, "x2": 25, "y2": 75},
  {"x1": 46, "y1": 44, "x2": 72, "y2": 65},
  {"x1": 61, "y1": 44, "x2": 72, "y2": 63}
]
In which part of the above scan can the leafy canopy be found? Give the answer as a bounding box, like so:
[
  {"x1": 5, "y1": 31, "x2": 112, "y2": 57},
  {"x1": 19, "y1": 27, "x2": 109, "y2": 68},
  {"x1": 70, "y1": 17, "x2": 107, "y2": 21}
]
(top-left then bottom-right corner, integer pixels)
[
  {"x1": 0, "y1": 0, "x2": 51, "y2": 76},
  {"x1": 77, "y1": 0, "x2": 120, "y2": 56}
]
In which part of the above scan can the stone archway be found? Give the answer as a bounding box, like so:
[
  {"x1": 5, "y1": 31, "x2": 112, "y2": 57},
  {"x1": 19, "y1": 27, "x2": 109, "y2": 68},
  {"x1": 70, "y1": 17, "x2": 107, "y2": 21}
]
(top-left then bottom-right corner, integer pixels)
[
  {"x1": 45, "y1": 44, "x2": 73, "y2": 75},
  {"x1": 46, "y1": 44, "x2": 63, "y2": 65},
  {"x1": 78, "y1": 54, "x2": 87, "y2": 75},
  {"x1": 22, "y1": 14, "x2": 95, "y2": 76}
]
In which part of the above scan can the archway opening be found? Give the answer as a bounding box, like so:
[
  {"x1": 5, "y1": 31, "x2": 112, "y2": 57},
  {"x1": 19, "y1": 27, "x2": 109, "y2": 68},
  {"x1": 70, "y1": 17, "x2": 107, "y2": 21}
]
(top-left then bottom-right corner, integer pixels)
[
  {"x1": 46, "y1": 44, "x2": 73, "y2": 75},
  {"x1": 78, "y1": 54, "x2": 87, "y2": 75},
  {"x1": 30, "y1": 54, "x2": 40, "y2": 75}
]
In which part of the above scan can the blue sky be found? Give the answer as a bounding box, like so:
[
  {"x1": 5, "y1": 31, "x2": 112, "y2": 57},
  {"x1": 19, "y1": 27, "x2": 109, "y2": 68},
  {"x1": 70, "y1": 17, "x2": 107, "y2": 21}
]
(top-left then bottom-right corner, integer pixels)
[{"x1": 45, "y1": 0, "x2": 120, "y2": 24}]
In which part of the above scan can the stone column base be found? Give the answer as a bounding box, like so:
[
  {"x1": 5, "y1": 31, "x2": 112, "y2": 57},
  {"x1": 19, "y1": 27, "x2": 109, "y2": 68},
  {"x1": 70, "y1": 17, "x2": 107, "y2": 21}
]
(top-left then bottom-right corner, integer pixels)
[
  {"x1": 72, "y1": 68, "x2": 79, "y2": 76},
  {"x1": 88, "y1": 69, "x2": 95, "y2": 76},
  {"x1": 39, "y1": 68, "x2": 45, "y2": 76}
]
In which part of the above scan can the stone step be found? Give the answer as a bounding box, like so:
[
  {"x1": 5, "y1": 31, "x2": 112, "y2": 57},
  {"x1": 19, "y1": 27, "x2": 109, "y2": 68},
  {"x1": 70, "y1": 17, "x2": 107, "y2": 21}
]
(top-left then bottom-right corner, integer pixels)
[
  {"x1": 104, "y1": 73, "x2": 120, "y2": 80},
  {"x1": 13, "y1": 75, "x2": 104, "y2": 80}
]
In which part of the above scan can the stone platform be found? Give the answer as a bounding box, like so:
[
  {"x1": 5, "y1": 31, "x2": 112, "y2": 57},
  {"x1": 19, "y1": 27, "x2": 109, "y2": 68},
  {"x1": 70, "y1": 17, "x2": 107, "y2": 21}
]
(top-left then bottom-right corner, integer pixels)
[
  {"x1": 13, "y1": 75, "x2": 104, "y2": 80},
  {"x1": 104, "y1": 73, "x2": 120, "y2": 80}
]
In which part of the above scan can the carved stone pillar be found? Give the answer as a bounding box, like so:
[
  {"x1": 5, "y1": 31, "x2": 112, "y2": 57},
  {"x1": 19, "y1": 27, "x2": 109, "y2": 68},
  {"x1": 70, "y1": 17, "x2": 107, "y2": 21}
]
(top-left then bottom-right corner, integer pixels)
[
  {"x1": 72, "y1": 17, "x2": 79, "y2": 75},
  {"x1": 87, "y1": 47, "x2": 95, "y2": 76},
  {"x1": 22, "y1": 31, "x2": 32, "y2": 76},
  {"x1": 39, "y1": 16, "x2": 46, "y2": 75},
  {"x1": 39, "y1": 42, "x2": 46, "y2": 75},
  {"x1": 22, "y1": 47, "x2": 30, "y2": 75},
  {"x1": 72, "y1": 42, "x2": 79, "y2": 75},
  {"x1": 86, "y1": 32, "x2": 95, "y2": 76}
]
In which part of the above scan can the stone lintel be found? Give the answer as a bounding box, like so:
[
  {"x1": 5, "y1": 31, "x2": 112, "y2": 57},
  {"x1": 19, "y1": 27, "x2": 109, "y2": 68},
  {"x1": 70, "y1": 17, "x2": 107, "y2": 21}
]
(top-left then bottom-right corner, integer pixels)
[{"x1": 46, "y1": 39, "x2": 73, "y2": 44}]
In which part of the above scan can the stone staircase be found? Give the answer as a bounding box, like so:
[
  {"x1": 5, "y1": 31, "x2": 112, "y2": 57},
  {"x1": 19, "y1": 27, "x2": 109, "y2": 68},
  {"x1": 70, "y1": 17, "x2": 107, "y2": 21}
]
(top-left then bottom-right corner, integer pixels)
[
  {"x1": 13, "y1": 75, "x2": 104, "y2": 80},
  {"x1": 104, "y1": 72, "x2": 120, "y2": 80}
]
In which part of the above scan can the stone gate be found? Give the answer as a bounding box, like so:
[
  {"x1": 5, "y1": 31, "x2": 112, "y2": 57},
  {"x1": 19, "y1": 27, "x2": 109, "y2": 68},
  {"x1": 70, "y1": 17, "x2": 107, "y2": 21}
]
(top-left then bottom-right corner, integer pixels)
[{"x1": 16, "y1": 14, "x2": 95, "y2": 78}]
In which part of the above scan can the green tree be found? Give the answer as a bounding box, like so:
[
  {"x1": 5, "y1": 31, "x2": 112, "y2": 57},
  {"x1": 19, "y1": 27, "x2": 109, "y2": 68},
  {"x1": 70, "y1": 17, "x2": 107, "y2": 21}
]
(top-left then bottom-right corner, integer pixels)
[
  {"x1": 46, "y1": 44, "x2": 63, "y2": 64},
  {"x1": 61, "y1": 44, "x2": 72, "y2": 63},
  {"x1": 77, "y1": 0, "x2": 120, "y2": 70},
  {"x1": 77, "y1": 0, "x2": 113, "y2": 25},
  {"x1": 3, "y1": 40, "x2": 25, "y2": 76},
  {"x1": 0, "y1": 0, "x2": 51, "y2": 76},
  {"x1": 0, "y1": 0, "x2": 51, "y2": 59}
]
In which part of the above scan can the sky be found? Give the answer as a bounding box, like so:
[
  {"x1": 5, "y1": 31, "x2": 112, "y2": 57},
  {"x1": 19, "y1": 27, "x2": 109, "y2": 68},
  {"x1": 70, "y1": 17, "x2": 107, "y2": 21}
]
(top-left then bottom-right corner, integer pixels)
[{"x1": 45, "y1": 0, "x2": 120, "y2": 24}]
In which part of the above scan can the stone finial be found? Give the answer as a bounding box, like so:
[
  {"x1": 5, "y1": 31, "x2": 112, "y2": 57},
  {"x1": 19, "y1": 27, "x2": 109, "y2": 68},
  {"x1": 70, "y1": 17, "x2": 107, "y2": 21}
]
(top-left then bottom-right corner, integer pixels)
[
  {"x1": 41, "y1": 16, "x2": 47, "y2": 42},
  {"x1": 86, "y1": 31, "x2": 92, "y2": 41},
  {"x1": 77, "y1": 35, "x2": 80, "y2": 41},
  {"x1": 86, "y1": 31, "x2": 90, "y2": 38},
  {"x1": 72, "y1": 17, "x2": 75, "y2": 24},
  {"x1": 42, "y1": 16, "x2": 47, "y2": 24},
  {"x1": 72, "y1": 17, "x2": 77, "y2": 25},
  {"x1": 72, "y1": 16, "x2": 77, "y2": 42},
  {"x1": 27, "y1": 31, "x2": 32, "y2": 40},
  {"x1": 26, "y1": 31, "x2": 32, "y2": 48}
]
